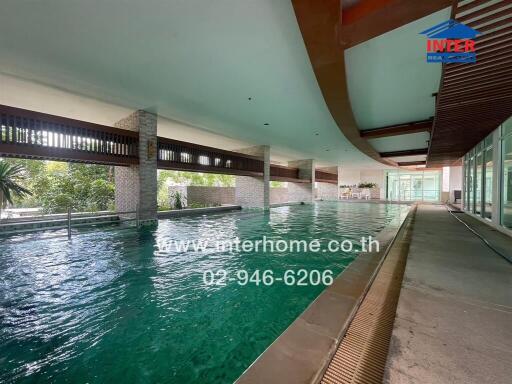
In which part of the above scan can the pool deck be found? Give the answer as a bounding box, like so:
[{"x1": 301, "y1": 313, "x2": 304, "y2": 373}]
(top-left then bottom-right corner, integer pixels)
[{"x1": 384, "y1": 204, "x2": 512, "y2": 384}]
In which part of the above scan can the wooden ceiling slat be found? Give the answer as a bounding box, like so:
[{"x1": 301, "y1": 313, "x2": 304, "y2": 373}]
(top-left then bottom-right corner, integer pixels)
[
  {"x1": 445, "y1": 47, "x2": 512, "y2": 73},
  {"x1": 457, "y1": 0, "x2": 493, "y2": 14},
  {"x1": 476, "y1": 24, "x2": 512, "y2": 42},
  {"x1": 441, "y1": 77, "x2": 512, "y2": 96},
  {"x1": 444, "y1": 57, "x2": 511, "y2": 78},
  {"x1": 475, "y1": 29, "x2": 512, "y2": 48},
  {"x1": 444, "y1": 64, "x2": 512, "y2": 85},
  {"x1": 474, "y1": 15, "x2": 512, "y2": 32},
  {"x1": 466, "y1": 6, "x2": 512, "y2": 28},
  {"x1": 458, "y1": 1, "x2": 512, "y2": 23}
]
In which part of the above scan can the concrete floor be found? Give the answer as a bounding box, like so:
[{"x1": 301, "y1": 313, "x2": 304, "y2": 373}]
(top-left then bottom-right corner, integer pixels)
[{"x1": 384, "y1": 204, "x2": 512, "y2": 384}]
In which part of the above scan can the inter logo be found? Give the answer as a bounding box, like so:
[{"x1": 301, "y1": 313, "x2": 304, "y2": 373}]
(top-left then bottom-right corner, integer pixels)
[{"x1": 420, "y1": 20, "x2": 481, "y2": 63}]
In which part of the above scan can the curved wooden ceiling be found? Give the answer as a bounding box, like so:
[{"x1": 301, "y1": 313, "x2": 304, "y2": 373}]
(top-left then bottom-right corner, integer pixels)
[{"x1": 291, "y1": 0, "x2": 452, "y2": 168}]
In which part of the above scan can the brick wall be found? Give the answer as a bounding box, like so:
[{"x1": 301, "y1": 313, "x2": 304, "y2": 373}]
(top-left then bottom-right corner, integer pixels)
[
  {"x1": 317, "y1": 182, "x2": 338, "y2": 200},
  {"x1": 114, "y1": 110, "x2": 157, "y2": 221},
  {"x1": 187, "y1": 186, "x2": 235, "y2": 205},
  {"x1": 270, "y1": 187, "x2": 288, "y2": 204}
]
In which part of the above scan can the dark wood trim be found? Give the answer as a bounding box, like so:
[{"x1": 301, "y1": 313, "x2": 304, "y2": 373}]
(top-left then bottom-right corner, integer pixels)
[
  {"x1": 157, "y1": 161, "x2": 263, "y2": 177},
  {"x1": 360, "y1": 119, "x2": 433, "y2": 138},
  {"x1": 0, "y1": 104, "x2": 139, "y2": 138},
  {"x1": 380, "y1": 148, "x2": 428, "y2": 158},
  {"x1": 315, "y1": 178, "x2": 338, "y2": 185},
  {"x1": 0, "y1": 144, "x2": 139, "y2": 166},
  {"x1": 157, "y1": 136, "x2": 262, "y2": 161},
  {"x1": 398, "y1": 161, "x2": 426, "y2": 166}
]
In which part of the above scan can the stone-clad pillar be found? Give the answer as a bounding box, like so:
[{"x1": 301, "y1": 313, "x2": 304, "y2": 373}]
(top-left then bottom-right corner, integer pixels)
[
  {"x1": 114, "y1": 110, "x2": 157, "y2": 223},
  {"x1": 288, "y1": 159, "x2": 315, "y2": 203},
  {"x1": 235, "y1": 145, "x2": 270, "y2": 210},
  {"x1": 316, "y1": 166, "x2": 340, "y2": 200}
]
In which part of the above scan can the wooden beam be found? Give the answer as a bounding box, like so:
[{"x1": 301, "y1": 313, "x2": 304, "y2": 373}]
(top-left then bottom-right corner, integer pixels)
[
  {"x1": 360, "y1": 119, "x2": 432, "y2": 138},
  {"x1": 398, "y1": 161, "x2": 426, "y2": 166},
  {"x1": 339, "y1": 0, "x2": 452, "y2": 48},
  {"x1": 380, "y1": 148, "x2": 428, "y2": 158}
]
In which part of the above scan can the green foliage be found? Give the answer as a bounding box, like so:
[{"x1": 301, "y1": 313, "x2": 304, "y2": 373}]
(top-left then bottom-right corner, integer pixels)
[
  {"x1": 0, "y1": 161, "x2": 33, "y2": 208},
  {"x1": 0, "y1": 158, "x2": 114, "y2": 213},
  {"x1": 170, "y1": 191, "x2": 186, "y2": 210},
  {"x1": 357, "y1": 182, "x2": 378, "y2": 188},
  {"x1": 270, "y1": 181, "x2": 284, "y2": 188}
]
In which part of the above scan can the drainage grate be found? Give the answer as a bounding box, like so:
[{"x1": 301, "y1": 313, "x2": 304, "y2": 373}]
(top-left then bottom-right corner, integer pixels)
[{"x1": 320, "y1": 208, "x2": 414, "y2": 384}]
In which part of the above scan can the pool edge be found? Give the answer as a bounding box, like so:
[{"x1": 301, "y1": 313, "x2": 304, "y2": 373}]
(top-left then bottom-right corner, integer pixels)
[{"x1": 235, "y1": 204, "x2": 416, "y2": 384}]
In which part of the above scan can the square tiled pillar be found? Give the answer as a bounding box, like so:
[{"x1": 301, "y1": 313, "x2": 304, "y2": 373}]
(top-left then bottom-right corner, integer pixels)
[
  {"x1": 114, "y1": 110, "x2": 158, "y2": 222},
  {"x1": 288, "y1": 159, "x2": 315, "y2": 203},
  {"x1": 316, "y1": 166, "x2": 340, "y2": 200},
  {"x1": 235, "y1": 145, "x2": 270, "y2": 210}
]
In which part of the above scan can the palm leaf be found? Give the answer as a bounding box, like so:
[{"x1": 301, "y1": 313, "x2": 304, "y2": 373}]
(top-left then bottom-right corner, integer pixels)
[{"x1": 0, "y1": 162, "x2": 33, "y2": 207}]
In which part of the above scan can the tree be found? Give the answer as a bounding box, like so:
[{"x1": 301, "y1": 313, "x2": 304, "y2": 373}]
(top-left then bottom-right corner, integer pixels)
[
  {"x1": 0, "y1": 162, "x2": 32, "y2": 218},
  {"x1": 0, "y1": 158, "x2": 115, "y2": 214}
]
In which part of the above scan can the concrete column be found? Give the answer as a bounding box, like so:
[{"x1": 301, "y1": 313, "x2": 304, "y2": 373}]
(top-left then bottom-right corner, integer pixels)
[
  {"x1": 114, "y1": 110, "x2": 158, "y2": 223},
  {"x1": 316, "y1": 166, "x2": 340, "y2": 200},
  {"x1": 287, "y1": 159, "x2": 315, "y2": 203},
  {"x1": 235, "y1": 145, "x2": 270, "y2": 210}
]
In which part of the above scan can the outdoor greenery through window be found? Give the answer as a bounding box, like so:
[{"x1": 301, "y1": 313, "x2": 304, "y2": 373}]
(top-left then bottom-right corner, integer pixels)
[{"x1": 0, "y1": 158, "x2": 115, "y2": 217}]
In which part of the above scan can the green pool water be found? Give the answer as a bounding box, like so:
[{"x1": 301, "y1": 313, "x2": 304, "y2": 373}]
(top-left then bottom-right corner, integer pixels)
[{"x1": 0, "y1": 202, "x2": 408, "y2": 383}]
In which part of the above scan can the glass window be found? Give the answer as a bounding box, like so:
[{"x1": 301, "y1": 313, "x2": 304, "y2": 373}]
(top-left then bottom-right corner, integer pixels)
[
  {"x1": 385, "y1": 170, "x2": 440, "y2": 202},
  {"x1": 504, "y1": 118, "x2": 512, "y2": 137},
  {"x1": 502, "y1": 132, "x2": 512, "y2": 229},
  {"x1": 475, "y1": 151, "x2": 483, "y2": 215},
  {"x1": 485, "y1": 133, "x2": 493, "y2": 147},
  {"x1": 423, "y1": 171, "x2": 440, "y2": 201},
  {"x1": 484, "y1": 146, "x2": 493, "y2": 220}
]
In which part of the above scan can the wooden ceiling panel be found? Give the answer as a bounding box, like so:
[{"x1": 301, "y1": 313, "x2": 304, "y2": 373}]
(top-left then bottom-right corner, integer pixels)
[{"x1": 427, "y1": 0, "x2": 512, "y2": 167}]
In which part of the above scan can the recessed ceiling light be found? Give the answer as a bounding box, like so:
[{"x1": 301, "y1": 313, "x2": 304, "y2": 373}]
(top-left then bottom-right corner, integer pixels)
[
  {"x1": 315, "y1": 133, "x2": 319, "y2": 136},
  {"x1": 264, "y1": 123, "x2": 269, "y2": 126},
  {"x1": 325, "y1": 149, "x2": 330, "y2": 152},
  {"x1": 248, "y1": 97, "x2": 252, "y2": 101}
]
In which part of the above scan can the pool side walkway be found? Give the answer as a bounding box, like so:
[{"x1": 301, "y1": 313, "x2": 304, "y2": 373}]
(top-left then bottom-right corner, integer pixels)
[{"x1": 384, "y1": 204, "x2": 512, "y2": 384}]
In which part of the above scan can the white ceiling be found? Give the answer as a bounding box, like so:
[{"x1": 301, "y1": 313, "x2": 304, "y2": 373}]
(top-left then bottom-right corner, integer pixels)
[
  {"x1": 0, "y1": 0, "x2": 385, "y2": 168},
  {"x1": 344, "y1": 7, "x2": 450, "y2": 159},
  {"x1": 368, "y1": 132, "x2": 431, "y2": 153}
]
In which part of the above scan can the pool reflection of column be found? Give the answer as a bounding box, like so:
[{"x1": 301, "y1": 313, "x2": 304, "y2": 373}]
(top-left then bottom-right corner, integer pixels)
[
  {"x1": 288, "y1": 159, "x2": 315, "y2": 203},
  {"x1": 235, "y1": 145, "x2": 270, "y2": 210},
  {"x1": 114, "y1": 110, "x2": 158, "y2": 223}
]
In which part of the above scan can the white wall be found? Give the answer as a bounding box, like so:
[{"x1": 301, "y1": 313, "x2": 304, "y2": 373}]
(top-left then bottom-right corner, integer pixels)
[
  {"x1": 449, "y1": 166, "x2": 462, "y2": 203},
  {"x1": 339, "y1": 169, "x2": 360, "y2": 186},
  {"x1": 0, "y1": 73, "x2": 252, "y2": 152}
]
